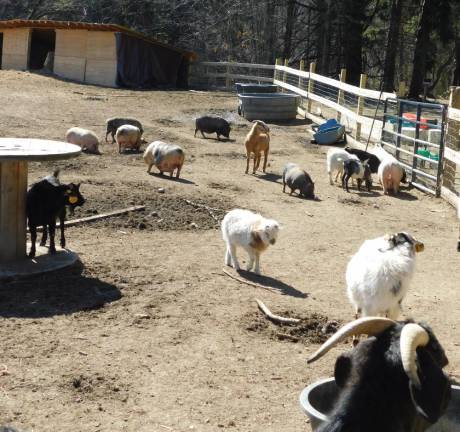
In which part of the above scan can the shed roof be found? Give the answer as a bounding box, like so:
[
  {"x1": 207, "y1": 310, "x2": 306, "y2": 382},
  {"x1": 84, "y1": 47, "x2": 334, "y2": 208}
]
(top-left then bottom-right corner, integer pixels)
[{"x1": 0, "y1": 19, "x2": 197, "y2": 60}]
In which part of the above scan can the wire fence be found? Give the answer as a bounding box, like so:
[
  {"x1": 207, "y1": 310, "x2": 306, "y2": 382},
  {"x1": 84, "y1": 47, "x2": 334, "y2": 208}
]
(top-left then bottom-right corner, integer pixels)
[
  {"x1": 187, "y1": 60, "x2": 460, "y2": 213},
  {"x1": 188, "y1": 62, "x2": 274, "y2": 90},
  {"x1": 381, "y1": 98, "x2": 446, "y2": 196},
  {"x1": 273, "y1": 63, "x2": 395, "y2": 143}
]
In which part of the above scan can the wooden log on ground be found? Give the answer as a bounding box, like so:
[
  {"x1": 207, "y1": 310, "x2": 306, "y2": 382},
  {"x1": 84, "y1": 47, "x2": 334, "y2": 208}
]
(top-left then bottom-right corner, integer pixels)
[{"x1": 27, "y1": 205, "x2": 145, "y2": 232}]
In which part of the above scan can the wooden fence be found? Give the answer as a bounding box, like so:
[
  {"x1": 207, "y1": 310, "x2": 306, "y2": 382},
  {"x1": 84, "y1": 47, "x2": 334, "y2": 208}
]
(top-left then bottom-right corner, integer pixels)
[
  {"x1": 273, "y1": 60, "x2": 397, "y2": 143},
  {"x1": 188, "y1": 61, "x2": 274, "y2": 89},
  {"x1": 189, "y1": 60, "x2": 397, "y2": 143},
  {"x1": 188, "y1": 60, "x2": 460, "y2": 213},
  {"x1": 442, "y1": 88, "x2": 460, "y2": 213}
]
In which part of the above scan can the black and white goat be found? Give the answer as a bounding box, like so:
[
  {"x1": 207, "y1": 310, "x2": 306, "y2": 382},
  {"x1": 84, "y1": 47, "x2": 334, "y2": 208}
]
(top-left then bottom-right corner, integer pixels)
[
  {"x1": 344, "y1": 147, "x2": 381, "y2": 174},
  {"x1": 308, "y1": 317, "x2": 451, "y2": 432},
  {"x1": 346, "y1": 232, "x2": 424, "y2": 320},
  {"x1": 341, "y1": 159, "x2": 372, "y2": 192},
  {"x1": 26, "y1": 169, "x2": 85, "y2": 258}
]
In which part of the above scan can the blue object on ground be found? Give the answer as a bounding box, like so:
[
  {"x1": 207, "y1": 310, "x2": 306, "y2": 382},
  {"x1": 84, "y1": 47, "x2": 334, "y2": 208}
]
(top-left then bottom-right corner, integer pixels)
[{"x1": 313, "y1": 119, "x2": 346, "y2": 145}]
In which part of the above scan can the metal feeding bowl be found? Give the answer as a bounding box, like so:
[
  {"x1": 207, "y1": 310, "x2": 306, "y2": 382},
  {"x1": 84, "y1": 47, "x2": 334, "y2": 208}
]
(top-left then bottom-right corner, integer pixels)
[{"x1": 300, "y1": 378, "x2": 460, "y2": 432}]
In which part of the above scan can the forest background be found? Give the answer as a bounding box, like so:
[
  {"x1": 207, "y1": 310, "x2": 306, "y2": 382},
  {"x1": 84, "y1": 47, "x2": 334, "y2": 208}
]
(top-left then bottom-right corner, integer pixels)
[{"x1": 1, "y1": 0, "x2": 459, "y2": 98}]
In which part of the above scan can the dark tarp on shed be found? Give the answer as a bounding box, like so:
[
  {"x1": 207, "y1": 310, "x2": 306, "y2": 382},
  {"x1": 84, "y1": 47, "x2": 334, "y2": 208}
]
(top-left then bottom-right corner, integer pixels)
[{"x1": 115, "y1": 32, "x2": 187, "y2": 88}]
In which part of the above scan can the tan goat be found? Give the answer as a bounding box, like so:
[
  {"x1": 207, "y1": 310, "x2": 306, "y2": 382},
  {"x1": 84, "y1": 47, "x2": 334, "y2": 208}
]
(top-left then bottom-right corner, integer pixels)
[{"x1": 244, "y1": 120, "x2": 270, "y2": 174}]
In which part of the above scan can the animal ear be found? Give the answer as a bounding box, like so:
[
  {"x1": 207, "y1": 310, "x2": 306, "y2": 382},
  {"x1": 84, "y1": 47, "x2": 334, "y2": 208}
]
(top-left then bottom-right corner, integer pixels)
[
  {"x1": 409, "y1": 349, "x2": 451, "y2": 423},
  {"x1": 334, "y1": 353, "x2": 352, "y2": 388}
]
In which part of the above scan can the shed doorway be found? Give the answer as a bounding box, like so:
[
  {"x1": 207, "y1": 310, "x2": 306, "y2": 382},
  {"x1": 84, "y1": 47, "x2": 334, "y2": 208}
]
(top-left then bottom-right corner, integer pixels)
[
  {"x1": 28, "y1": 29, "x2": 55, "y2": 71},
  {"x1": 0, "y1": 33, "x2": 3, "y2": 69}
]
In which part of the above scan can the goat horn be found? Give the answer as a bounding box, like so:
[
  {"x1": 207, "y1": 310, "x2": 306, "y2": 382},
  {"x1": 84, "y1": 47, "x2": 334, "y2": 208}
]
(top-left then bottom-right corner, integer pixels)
[
  {"x1": 400, "y1": 323, "x2": 429, "y2": 389},
  {"x1": 307, "y1": 317, "x2": 396, "y2": 364}
]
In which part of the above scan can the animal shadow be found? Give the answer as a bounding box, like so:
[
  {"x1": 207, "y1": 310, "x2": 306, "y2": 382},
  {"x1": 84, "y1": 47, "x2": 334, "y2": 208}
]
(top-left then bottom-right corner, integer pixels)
[
  {"x1": 197, "y1": 135, "x2": 235, "y2": 143},
  {"x1": 148, "y1": 172, "x2": 195, "y2": 185},
  {"x1": 259, "y1": 173, "x2": 282, "y2": 183},
  {"x1": 388, "y1": 190, "x2": 418, "y2": 201},
  {"x1": 236, "y1": 270, "x2": 308, "y2": 299},
  {"x1": 120, "y1": 149, "x2": 143, "y2": 155},
  {"x1": 0, "y1": 261, "x2": 121, "y2": 318},
  {"x1": 355, "y1": 190, "x2": 381, "y2": 198}
]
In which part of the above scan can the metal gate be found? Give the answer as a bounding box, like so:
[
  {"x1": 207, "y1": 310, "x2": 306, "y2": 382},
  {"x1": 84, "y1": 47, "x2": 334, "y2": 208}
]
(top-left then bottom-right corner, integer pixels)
[{"x1": 381, "y1": 98, "x2": 446, "y2": 196}]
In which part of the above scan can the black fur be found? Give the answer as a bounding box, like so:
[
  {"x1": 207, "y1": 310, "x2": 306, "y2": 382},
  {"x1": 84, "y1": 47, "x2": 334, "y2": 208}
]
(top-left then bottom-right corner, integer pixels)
[
  {"x1": 342, "y1": 159, "x2": 372, "y2": 193},
  {"x1": 317, "y1": 321, "x2": 451, "y2": 432},
  {"x1": 194, "y1": 116, "x2": 231, "y2": 140},
  {"x1": 105, "y1": 118, "x2": 143, "y2": 144},
  {"x1": 282, "y1": 163, "x2": 315, "y2": 199},
  {"x1": 26, "y1": 175, "x2": 85, "y2": 258},
  {"x1": 345, "y1": 147, "x2": 381, "y2": 174}
]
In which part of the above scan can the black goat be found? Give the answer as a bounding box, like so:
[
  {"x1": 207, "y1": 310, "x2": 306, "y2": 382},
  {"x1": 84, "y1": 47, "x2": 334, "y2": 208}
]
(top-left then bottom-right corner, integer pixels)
[
  {"x1": 345, "y1": 147, "x2": 381, "y2": 174},
  {"x1": 342, "y1": 159, "x2": 372, "y2": 192},
  {"x1": 26, "y1": 170, "x2": 85, "y2": 258},
  {"x1": 308, "y1": 317, "x2": 451, "y2": 432},
  {"x1": 194, "y1": 116, "x2": 231, "y2": 140}
]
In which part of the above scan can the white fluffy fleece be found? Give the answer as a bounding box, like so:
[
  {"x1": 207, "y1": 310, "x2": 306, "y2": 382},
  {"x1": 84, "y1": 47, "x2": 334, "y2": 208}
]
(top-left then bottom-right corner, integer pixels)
[
  {"x1": 346, "y1": 232, "x2": 422, "y2": 320},
  {"x1": 326, "y1": 148, "x2": 359, "y2": 185},
  {"x1": 221, "y1": 209, "x2": 279, "y2": 275}
]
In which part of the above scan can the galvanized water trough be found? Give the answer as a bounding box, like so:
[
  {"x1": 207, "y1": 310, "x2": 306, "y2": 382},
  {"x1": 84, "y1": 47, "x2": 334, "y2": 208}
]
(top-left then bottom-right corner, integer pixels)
[
  {"x1": 235, "y1": 83, "x2": 278, "y2": 94},
  {"x1": 238, "y1": 92, "x2": 300, "y2": 121}
]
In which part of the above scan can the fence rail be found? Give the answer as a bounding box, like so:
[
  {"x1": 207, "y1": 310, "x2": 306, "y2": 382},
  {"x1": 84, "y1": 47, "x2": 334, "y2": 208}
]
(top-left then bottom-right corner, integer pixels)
[
  {"x1": 273, "y1": 62, "x2": 397, "y2": 143},
  {"x1": 187, "y1": 60, "x2": 459, "y2": 214},
  {"x1": 189, "y1": 62, "x2": 274, "y2": 90}
]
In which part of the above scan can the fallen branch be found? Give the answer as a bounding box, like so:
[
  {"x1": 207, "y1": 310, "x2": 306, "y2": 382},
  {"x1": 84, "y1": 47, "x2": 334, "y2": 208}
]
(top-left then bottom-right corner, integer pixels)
[
  {"x1": 275, "y1": 332, "x2": 300, "y2": 342},
  {"x1": 222, "y1": 267, "x2": 279, "y2": 293},
  {"x1": 255, "y1": 298, "x2": 300, "y2": 324},
  {"x1": 27, "y1": 205, "x2": 145, "y2": 232},
  {"x1": 183, "y1": 199, "x2": 220, "y2": 222}
]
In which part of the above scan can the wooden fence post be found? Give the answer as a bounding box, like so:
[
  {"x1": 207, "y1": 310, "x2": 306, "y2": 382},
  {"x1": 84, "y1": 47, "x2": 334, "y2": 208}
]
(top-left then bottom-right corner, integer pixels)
[
  {"x1": 274, "y1": 58, "x2": 281, "y2": 82},
  {"x1": 337, "y1": 68, "x2": 346, "y2": 122},
  {"x1": 443, "y1": 87, "x2": 460, "y2": 193},
  {"x1": 282, "y1": 58, "x2": 289, "y2": 92},
  {"x1": 398, "y1": 81, "x2": 406, "y2": 98},
  {"x1": 298, "y1": 59, "x2": 305, "y2": 89},
  {"x1": 356, "y1": 73, "x2": 367, "y2": 141},
  {"x1": 307, "y1": 61, "x2": 316, "y2": 113},
  {"x1": 225, "y1": 64, "x2": 231, "y2": 90}
]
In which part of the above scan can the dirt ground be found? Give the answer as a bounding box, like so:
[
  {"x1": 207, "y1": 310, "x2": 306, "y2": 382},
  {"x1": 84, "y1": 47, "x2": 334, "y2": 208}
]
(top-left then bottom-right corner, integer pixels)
[{"x1": 0, "y1": 70, "x2": 459, "y2": 432}]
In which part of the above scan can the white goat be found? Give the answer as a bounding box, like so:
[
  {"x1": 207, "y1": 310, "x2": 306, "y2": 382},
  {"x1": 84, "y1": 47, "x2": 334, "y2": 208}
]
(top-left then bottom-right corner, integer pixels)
[
  {"x1": 346, "y1": 232, "x2": 424, "y2": 320},
  {"x1": 326, "y1": 148, "x2": 359, "y2": 185},
  {"x1": 221, "y1": 209, "x2": 279, "y2": 275}
]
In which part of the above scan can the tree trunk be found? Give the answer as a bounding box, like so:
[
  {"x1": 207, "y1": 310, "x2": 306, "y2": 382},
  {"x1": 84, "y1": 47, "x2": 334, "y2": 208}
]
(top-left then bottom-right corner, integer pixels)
[
  {"x1": 383, "y1": 0, "x2": 403, "y2": 92},
  {"x1": 265, "y1": 0, "x2": 276, "y2": 64},
  {"x1": 282, "y1": 0, "x2": 297, "y2": 61},
  {"x1": 316, "y1": 0, "x2": 331, "y2": 75},
  {"x1": 408, "y1": 0, "x2": 434, "y2": 99},
  {"x1": 453, "y1": 36, "x2": 460, "y2": 86},
  {"x1": 341, "y1": 0, "x2": 367, "y2": 85}
]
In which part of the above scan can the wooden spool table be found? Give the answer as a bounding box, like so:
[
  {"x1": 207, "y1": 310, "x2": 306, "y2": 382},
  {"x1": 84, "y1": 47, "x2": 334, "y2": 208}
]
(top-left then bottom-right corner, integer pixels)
[{"x1": 0, "y1": 138, "x2": 81, "y2": 279}]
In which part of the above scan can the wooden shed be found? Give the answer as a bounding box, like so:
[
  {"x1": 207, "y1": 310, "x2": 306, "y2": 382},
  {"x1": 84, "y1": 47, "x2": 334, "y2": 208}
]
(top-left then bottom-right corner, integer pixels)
[{"x1": 0, "y1": 19, "x2": 196, "y2": 88}]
